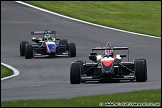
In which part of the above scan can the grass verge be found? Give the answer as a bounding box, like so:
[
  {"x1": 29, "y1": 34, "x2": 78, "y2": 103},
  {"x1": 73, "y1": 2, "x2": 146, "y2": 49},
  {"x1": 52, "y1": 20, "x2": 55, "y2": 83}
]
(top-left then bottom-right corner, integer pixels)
[
  {"x1": 1, "y1": 64, "x2": 13, "y2": 78},
  {"x1": 25, "y1": 1, "x2": 161, "y2": 37},
  {"x1": 1, "y1": 89, "x2": 161, "y2": 107}
]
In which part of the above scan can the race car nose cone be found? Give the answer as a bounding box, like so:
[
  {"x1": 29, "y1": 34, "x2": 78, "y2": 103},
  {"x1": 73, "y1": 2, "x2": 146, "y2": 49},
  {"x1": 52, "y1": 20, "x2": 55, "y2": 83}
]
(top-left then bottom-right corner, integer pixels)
[{"x1": 101, "y1": 58, "x2": 114, "y2": 73}]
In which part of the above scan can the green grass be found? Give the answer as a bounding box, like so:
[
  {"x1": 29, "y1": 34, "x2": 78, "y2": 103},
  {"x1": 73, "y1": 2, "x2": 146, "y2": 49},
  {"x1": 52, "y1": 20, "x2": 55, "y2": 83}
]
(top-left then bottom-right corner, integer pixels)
[
  {"x1": 25, "y1": 1, "x2": 161, "y2": 37},
  {"x1": 1, "y1": 64, "x2": 13, "y2": 78},
  {"x1": 1, "y1": 89, "x2": 161, "y2": 107}
]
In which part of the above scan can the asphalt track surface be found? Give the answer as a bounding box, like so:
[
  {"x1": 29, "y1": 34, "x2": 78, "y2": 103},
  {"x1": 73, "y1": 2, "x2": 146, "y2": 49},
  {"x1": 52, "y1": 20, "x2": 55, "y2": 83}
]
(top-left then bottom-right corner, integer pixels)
[{"x1": 1, "y1": 1, "x2": 161, "y2": 101}]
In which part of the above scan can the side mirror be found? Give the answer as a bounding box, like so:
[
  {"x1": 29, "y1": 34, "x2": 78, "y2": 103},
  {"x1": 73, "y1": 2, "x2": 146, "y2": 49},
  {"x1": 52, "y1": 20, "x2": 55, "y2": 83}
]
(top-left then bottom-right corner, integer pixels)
[
  {"x1": 38, "y1": 38, "x2": 42, "y2": 41},
  {"x1": 52, "y1": 38, "x2": 55, "y2": 41},
  {"x1": 120, "y1": 54, "x2": 126, "y2": 57},
  {"x1": 89, "y1": 55, "x2": 97, "y2": 62},
  {"x1": 90, "y1": 52, "x2": 97, "y2": 56},
  {"x1": 39, "y1": 41, "x2": 44, "y2": 43}
]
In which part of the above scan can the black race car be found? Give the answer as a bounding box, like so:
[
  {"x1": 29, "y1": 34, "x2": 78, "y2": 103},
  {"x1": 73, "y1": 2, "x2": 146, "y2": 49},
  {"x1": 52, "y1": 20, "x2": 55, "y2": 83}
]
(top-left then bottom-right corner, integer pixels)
[{"x1": 70, "y1": 42, "x2": 147, "y2": 84}]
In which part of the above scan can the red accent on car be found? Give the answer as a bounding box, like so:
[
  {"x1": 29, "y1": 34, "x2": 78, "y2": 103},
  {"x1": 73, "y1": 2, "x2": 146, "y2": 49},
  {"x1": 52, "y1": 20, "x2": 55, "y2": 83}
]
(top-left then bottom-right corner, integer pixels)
[
  {"x1": 45, "y1": 42, "x2": 51, "y2": 53},
  {"x1": 101, "y1": 59, "x2": 113, "y2": 66}
]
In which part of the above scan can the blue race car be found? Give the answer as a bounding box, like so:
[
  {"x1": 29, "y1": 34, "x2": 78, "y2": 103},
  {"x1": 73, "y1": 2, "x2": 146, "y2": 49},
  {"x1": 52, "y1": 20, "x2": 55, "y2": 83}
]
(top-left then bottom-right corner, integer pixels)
[{"x1": 20, "y1": 30, "x2": 76, "y2": 59}]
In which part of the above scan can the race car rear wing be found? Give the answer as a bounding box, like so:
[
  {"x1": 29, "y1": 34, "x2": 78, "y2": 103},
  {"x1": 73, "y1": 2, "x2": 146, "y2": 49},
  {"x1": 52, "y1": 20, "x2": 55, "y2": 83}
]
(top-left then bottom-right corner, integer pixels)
[
  {"x1": 92, "y1": 47, "x2": 128, "y2": 51},
  {"x1": 92, "y1": 46, "x2": 129, "y2": 61},
  {"x1": 31, "y1": 30, "x2": 56, "y2": 35}
]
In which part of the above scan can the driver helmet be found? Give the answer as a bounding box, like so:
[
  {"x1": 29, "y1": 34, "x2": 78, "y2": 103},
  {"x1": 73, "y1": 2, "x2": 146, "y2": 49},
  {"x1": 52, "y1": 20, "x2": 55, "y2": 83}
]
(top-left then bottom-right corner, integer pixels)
[
  {"x1": 103, "y1": 50, "x2": 114, "y2": 57},
  {"x1": 44, "y1": 34, "x2": 51, "y2": 41}
]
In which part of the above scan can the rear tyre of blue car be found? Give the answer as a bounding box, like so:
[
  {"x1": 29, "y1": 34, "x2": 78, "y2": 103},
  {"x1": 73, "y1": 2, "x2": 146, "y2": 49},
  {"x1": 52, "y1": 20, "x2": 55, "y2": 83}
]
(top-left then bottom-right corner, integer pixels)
[
  {"x1": 69, "y1": 43, "x2": 76, "y2": 57},
  {"x1": 70, "y1": 62, "x2": 81, "y2": 84},
  {"x1": 59, "y1": 39, "x2": 69, "y2": 51},
  {"x1": 135, "y1": 59, "x2": 147, "y2": 82},
  {"x1": 20, "y1": 41, "x2": 29, "y2": 56},
  {"x1": 25, "y1": 44, "x2": 33, "y2": 59}
]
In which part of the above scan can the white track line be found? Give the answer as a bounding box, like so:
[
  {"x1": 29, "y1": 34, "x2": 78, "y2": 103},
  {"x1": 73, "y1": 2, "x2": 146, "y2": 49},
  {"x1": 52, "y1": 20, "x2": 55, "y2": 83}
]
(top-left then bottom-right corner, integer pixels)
[
  {"x1": 1, "y1": 63, "x2": 19, "y2": 80},
  {"x1": 15, "y1": 1, "x2": 160, "y2": 39}
]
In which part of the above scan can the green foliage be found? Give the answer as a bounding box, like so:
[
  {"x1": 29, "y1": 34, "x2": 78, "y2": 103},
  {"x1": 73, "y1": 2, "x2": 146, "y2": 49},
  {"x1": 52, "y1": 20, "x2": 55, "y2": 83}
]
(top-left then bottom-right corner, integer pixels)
[{"x1": 1, "y1": 65, "x2": 13, "y2": 78}]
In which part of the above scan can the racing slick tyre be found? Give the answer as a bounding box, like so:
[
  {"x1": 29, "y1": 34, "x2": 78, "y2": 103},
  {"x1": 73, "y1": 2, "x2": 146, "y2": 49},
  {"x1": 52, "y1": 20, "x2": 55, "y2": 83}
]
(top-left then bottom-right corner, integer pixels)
[
  {"x1": 75, "y1": 60, "x2": 86, "y2": 83},
  {"x1": 70, "y1": 62, "x2": 81, "y2": 84},
  {"x1": 25, "y1": 44, "x2": 33, "y2": 59},
  {"x1": 135, "y1": 59, "x2": 147, "y2": 82},
  {"x1": 20, "y1": 41, "x2": 29, "y2": 56},
  {"x1": 59, "y1": 39, "x2": 69, "y2": 51},
  {"x1": 75, "y1": 60, "x2": 86, "y2": 73},
  {"x1": 69, "y1": 43, "x2": 76, "y2": 57}
]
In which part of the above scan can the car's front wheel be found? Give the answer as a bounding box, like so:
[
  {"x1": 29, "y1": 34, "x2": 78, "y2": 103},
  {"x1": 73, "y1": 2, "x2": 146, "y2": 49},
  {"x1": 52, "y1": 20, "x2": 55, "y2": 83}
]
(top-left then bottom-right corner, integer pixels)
[
  {"x1": 135, "y1": 59, "x2": 147, "y2": 82},
  {"x1": 20, "y1": 41, "x2": 29, "y2": 56},
  {"x1": 25, "y1": 44, "x2": 33, "y2": 59},
  {"x1": 70, "y1": 62, "x2": 81, "y2": 84}
]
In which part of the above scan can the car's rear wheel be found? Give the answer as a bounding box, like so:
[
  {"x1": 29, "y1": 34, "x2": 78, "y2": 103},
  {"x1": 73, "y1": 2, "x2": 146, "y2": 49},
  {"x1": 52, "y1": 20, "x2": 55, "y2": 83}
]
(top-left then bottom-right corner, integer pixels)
[
  {"x1": 25, "y1": 44, "x2": 33, "y2": 59},
  {"x1": 135, "y1": 59, "x2": 147, "y2": 82},
  {"x1": 69, "y1": 43, "x2": 76, "y2": 57},
  {"x1": 20, "y1": 41, "x2": 29, "y2": 56},
  {"x1": 59, "y1": 39, "x2": 69, "y2": 51},
  {"x1": 70, "y1": 62, "x2": 81, "y2": 84}
]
